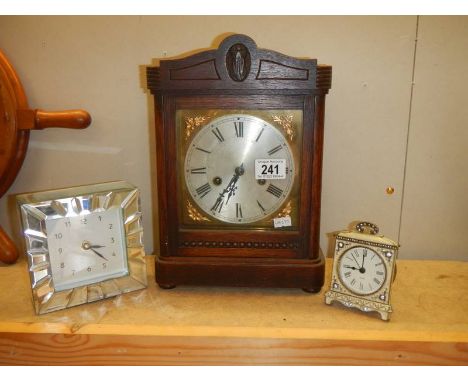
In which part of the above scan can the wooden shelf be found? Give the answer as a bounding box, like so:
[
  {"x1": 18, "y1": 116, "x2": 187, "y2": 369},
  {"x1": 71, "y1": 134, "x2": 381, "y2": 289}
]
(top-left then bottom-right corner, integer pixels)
[{"x1": 0, "y1": 256, "x2": 467, "y2": 365}]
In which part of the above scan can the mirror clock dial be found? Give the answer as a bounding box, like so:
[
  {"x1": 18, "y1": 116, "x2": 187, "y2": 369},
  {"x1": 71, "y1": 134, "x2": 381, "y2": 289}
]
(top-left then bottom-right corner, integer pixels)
[{"x1": 45, "y1": 206, "x2": 128, "y2": 291}]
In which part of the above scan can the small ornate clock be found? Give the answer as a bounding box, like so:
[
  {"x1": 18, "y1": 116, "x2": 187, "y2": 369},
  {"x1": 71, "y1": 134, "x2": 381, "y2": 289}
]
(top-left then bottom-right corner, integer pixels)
[
  {"x1": 146, "y1": 34, "x2": 332, "y2": 291},
  {"x1": 325, "y1": 222, "x2": 399, "y2": 320}
]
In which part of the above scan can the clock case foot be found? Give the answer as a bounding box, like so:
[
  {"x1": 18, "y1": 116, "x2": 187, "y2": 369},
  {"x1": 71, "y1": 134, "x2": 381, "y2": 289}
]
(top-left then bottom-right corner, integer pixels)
[
  {"x1": 155, "y1": 254, "x2": 325, "y2": 290},
  {"x1": 325, "y1": 290, "x2": 392, "y2": 321}
]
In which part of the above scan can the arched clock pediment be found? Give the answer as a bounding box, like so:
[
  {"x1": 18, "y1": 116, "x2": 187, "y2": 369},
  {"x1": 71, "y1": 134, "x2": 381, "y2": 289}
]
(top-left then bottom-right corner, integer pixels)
[{"x1": 147, "y1": 34, "x2": 330, "y2": 93}]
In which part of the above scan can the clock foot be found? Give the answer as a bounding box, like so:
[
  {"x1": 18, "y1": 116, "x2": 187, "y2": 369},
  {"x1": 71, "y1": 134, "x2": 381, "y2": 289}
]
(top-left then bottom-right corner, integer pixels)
[
  {"x1": 158, "y1": 283, "x2": 176, "y2": 290},
  {"x1": 302, "y1": 287, "x2": 322, "y2": 294}
]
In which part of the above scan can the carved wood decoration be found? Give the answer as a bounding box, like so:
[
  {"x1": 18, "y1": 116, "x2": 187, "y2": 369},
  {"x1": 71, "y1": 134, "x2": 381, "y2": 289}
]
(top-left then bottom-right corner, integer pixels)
[
  {"x1": 0, "y1": 49, "x2": 91, "y2": 264},
  {"x1": 147, "y1": 34, "x2": 332, "y2": 290}
]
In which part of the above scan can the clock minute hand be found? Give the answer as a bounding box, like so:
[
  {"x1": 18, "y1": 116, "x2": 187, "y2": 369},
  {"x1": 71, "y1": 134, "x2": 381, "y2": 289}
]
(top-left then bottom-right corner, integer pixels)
[
  {"x1": 226, "y1": 163, "x2": 244, "y2": 205},
  {"x1": 90, "y1": 248, "x2": 108, "y2": 261},
  {"x1": 211, "y1": 172, "x2": 240, "y2": 211},
  {"x1": 350, "y1": 253, "x2": 361, "y2": 268},
  {"x1": 361, "y1": 251, "x2": 367, "y2": 270}
]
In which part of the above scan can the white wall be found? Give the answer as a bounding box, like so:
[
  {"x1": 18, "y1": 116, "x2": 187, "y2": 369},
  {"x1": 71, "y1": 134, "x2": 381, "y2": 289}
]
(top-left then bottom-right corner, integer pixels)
[{"x1": 0, "y1": 16, "x2": 467, "y2": 260}]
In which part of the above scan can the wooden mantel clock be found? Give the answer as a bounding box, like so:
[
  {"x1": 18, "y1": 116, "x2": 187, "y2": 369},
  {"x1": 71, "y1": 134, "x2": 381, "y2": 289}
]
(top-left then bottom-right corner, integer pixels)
[
  {"x1": 146, "y1": 34, "x2": 332, "y2": 291},
  {"x1": 0, "y1": 49, "x2": 91, "y2": 264}
]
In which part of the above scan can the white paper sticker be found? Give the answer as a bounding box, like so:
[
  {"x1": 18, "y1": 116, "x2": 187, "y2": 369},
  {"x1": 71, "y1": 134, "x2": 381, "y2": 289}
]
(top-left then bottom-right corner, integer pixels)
[
  {"x1": 273, "y1": 215, "x2": 292, "y2": 228},
  {"x1": 255, "y1": 159, "x2": 287, "y2": 179}
]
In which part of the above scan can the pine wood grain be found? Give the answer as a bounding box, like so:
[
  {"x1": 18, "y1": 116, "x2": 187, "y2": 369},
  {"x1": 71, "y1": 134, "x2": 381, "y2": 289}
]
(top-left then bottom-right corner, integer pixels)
[{"x1": 0, "y1": 333, "x2": 466, "y2": 366}]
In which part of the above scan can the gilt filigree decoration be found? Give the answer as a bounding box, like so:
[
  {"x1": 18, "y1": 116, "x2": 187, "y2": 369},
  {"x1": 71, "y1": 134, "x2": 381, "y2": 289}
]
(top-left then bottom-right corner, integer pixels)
[
  {"x1": 184, "y1": 116, "x2": 208, "y2": 140},
  {"x1": 187, "y1": 200, "x2": 209, "y2": 222},
  {"x1": 273, "y1": 200, "x2": 292, "y2": 220},
  {"x1": 184, "y1": 113, "x2": 219, "y2": 140},
  {"x1": 272, "y1": 114, "x2": 295, "y2": 141}
]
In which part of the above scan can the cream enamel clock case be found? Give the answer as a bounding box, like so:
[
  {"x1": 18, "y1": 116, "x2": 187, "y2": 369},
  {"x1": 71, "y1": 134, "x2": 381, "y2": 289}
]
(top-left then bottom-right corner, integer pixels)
[{"x1": 325, "y1": 222, "x2": 399, "y2": 320}]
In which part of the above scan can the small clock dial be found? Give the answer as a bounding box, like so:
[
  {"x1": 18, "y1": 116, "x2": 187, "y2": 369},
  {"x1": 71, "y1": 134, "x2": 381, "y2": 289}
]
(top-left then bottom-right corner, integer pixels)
[
  {"x1": 338, "y1": 246, "x2": 387, "y2": 295},
  {"x1": 45, "y1": 207, "x2": 128, "y2": 291},
  {"x1": 184, "y1": 114, "x2": 294, "y2": 224}
]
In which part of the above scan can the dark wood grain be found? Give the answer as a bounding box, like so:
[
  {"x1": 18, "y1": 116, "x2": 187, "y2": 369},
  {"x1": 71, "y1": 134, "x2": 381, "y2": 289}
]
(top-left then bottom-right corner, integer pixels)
[{"x1": 147, "y1": 34, "x2": 332, "y2": 290}]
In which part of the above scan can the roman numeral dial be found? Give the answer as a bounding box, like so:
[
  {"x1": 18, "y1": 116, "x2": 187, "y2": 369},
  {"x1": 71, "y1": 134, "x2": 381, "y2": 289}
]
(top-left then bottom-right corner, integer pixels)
[
  {"x1": 183, "y1": 114, "x2": 296, "y2": 224},
  {"x1": 338, "y1": 246, "x2": 387, "y2": 295}
]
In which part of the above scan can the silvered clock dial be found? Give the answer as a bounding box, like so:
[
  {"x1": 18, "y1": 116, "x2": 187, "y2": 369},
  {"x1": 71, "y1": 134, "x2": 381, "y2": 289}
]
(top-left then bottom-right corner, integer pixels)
[{"x1": 184, "y1": 114, "x2": 294, "y2": 225}]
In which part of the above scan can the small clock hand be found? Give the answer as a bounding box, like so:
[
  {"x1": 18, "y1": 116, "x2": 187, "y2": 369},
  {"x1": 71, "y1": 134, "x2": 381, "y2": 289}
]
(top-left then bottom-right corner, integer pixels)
[
  {"x1": 89, "y1": 244, "x2": 105, "y2": 249},
  {"x1": 90, "y1": 248, "x2": 108, "y2": 261},
  {"x1": 344, "y1": 265, "x2": 359, "y2": 270},
  {"x1": 351, "y1": 253, "x2": 361, "y2": 268}
]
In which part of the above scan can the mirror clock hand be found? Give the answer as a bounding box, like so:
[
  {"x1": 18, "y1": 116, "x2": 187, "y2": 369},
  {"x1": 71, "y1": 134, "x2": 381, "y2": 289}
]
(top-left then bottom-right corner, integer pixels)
[
  {"x1": 82, "y1": 240, "x2": 108, "y2": 261},
  {"x1": 90, "y1": 248, "x2": 109, "y2": 261}
]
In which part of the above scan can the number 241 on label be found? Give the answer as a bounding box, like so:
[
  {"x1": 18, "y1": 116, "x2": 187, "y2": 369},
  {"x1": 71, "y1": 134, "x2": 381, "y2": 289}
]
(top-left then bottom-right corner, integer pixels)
[{"x1": 255, "y1": 159, "x2": 287, "y2": 179}]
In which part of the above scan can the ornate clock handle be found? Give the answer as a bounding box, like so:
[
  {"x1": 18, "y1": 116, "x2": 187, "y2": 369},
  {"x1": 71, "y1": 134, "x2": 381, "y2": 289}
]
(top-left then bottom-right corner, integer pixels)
[
  {"x1": 17, "y1": 109, "x2": 91, "y2": 130},
  {"x1": 356, "y1": 221, "x2": 379, "y2": 235}
]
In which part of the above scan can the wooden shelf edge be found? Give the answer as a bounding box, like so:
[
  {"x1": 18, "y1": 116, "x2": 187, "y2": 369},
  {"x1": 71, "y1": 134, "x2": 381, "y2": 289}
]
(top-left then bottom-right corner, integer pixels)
[{"x1": 1, "y1": 322, "x2": 467, "y2": 344}]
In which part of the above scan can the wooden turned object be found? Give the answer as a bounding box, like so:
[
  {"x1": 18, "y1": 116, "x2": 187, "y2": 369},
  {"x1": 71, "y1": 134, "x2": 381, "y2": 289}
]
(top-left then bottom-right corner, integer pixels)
[{"x1": 0, "y1": 49, "x2": 91, "y2": 264}]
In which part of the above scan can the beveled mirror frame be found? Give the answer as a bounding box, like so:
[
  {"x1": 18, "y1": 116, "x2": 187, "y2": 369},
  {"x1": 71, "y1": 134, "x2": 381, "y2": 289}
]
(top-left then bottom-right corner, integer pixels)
[{"x1": 17, "y1": 181, "x2": 147, "y2": 315}]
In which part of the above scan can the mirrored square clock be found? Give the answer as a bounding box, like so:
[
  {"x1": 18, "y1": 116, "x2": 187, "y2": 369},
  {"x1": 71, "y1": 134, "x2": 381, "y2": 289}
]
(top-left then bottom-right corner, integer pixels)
[{"x1": 17, "y1": 181, "x2": 147, "y2": 314}]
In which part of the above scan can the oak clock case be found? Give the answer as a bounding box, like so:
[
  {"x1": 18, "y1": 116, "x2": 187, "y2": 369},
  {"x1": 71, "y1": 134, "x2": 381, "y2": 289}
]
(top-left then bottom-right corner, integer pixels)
[
  {"x1": 325, "y1": 222, "x2": 399, "y2": 321},
  {"x1": 146, "y1": 34, "x2": 332, "y2": 290},
  {"x1": 17, "y1": 181, "x2": 147, "y2": 315}
]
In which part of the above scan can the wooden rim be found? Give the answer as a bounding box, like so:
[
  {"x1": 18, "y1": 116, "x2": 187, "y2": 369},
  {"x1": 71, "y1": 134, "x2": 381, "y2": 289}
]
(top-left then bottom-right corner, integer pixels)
[{"x1": 0, "y1": 49, "x2": 30, "y2": 198}]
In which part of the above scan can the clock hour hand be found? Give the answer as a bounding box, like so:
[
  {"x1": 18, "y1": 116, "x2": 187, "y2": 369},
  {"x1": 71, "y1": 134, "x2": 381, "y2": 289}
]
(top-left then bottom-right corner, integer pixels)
[
  {"x1": 343, "y1": 265, "x2": 359, "y2": 270},
  {"x1": 82, "y1": 241, "x2": 108, "y2": 261}
]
